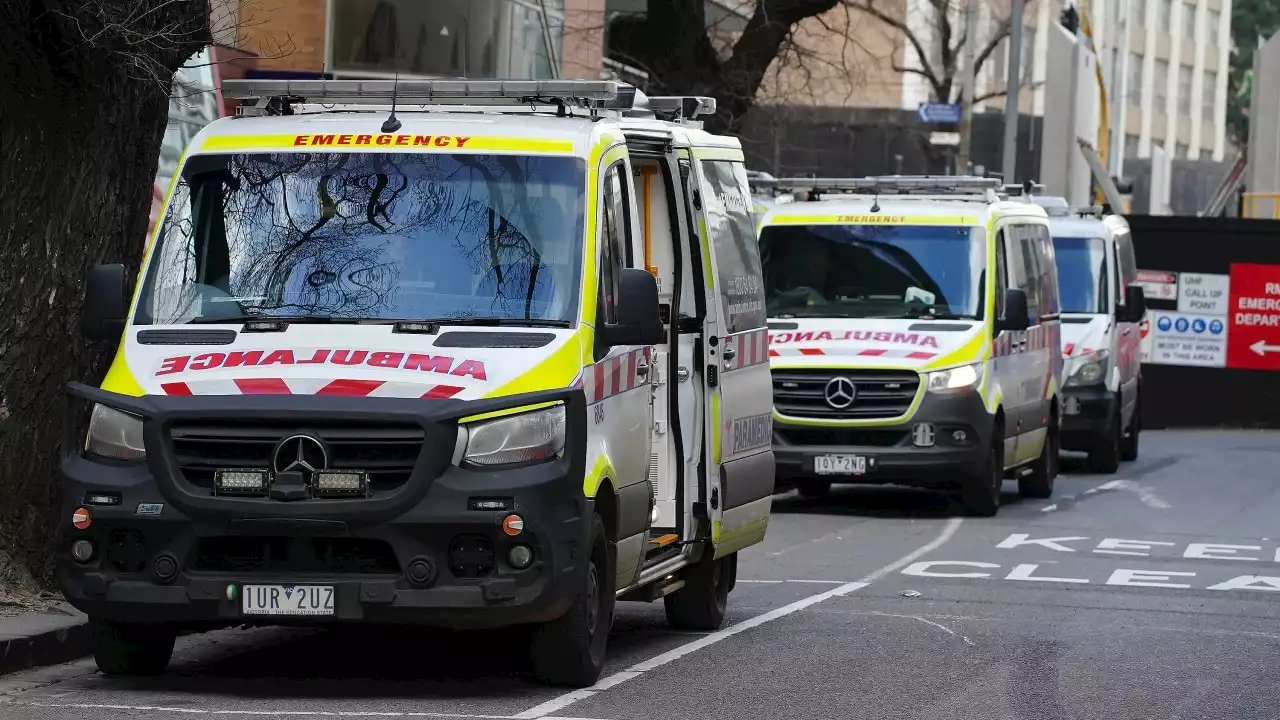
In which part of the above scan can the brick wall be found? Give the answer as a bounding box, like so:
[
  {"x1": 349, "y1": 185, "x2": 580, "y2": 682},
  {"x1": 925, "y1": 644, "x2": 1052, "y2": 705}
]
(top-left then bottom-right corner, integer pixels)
[{"x1": 237, "y1": 0, "x2": 327, "y2": 72}]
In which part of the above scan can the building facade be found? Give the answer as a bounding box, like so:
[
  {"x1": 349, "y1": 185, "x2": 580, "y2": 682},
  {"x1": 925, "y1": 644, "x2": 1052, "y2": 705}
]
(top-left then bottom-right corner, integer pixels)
[{"x1": 899, "y1": 0, "x2": 1232, "y2": 163}]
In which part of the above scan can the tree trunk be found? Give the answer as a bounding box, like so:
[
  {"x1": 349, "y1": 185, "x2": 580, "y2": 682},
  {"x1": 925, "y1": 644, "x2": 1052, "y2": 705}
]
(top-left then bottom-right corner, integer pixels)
[{"x1": 0, "y1": 1, "x2": 208, "y2": 583}]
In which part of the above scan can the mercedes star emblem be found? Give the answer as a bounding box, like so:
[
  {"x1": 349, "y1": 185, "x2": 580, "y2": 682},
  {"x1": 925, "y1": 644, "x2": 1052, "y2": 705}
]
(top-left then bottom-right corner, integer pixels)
[
  {"x1": 824, "y1": 376, "x2": 857, "y2": 409},
  {"x1": 272, "y1": 434, "x2": 329, "y2": 479}
]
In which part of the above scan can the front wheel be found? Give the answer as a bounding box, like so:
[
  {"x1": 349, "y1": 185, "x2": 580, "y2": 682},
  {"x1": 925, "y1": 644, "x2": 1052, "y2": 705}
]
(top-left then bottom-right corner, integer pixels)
[
  {"x1": 1087, "y1": 407, "x2": 1121, "y2": 474},
  {"x1": 92, "y1": 618, "x2": 175, "y2": 676},
  {"x1": 529, "y1": 514, "x2": 613, "y2": 687},
  {"x1": 1019, "y1": 415, "x2": 1059, "y2": 499},
  {"x1": 665, "y1": 551, "x2": 735, "y2": 631},
  {"x1": 961, "y1": 443, "x2": 1002, "y2": 517},
  {"x1": 1120, "y1": 397, "x2": 1140, "y2": 462}
]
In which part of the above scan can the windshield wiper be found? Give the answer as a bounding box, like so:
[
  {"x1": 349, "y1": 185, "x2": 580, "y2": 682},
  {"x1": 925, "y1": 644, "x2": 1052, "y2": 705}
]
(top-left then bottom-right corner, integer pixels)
[
  {"x1": 188, "y1": 314, "x2": 366, "y2": 325},
  {"x1": 412, "y1": 317, "x2": 573, "y2": 329}
]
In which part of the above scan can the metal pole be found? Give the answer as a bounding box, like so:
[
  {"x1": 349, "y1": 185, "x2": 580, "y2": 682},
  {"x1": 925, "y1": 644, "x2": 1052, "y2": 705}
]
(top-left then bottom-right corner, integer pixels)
[
  {"x1": 1065, "y1": 5, "x2": 1082, "y2": 201},
  {"x1": 1002, "y1": 0, "x2": 1025, "y2": 181},
  {"x1": 957, "y1": 0, "x2": 979, "y2": 172},
  {"x1": 1114, "y1": 0, "x2": 1131, "y2": 179}
]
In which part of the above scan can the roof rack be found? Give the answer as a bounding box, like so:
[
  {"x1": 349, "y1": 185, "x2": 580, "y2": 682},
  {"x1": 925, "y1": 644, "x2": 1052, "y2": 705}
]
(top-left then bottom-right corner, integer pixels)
[
  {"x1": 221, "y1": 78, "x2": 631, "y2": 118},
  {"x1": 765, "y1": 175, "x2": 1003, "y2": 202}
]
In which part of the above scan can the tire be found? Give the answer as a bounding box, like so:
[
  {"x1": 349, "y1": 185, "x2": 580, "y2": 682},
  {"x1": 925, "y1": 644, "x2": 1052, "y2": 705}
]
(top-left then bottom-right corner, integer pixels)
[
  {"x1": 529, "y1": 514, "x2": 613, "y2": 688},
  {"x1": 796, "y1": 478, "x2": 831, "y2": 499},
  {"x1": 664, "y1": 551, "x2": 735, "y2": 631},
  {"x1": 1120, "y1": 398, "x2": 1140, "y2": 462},
  {"x1": 1019, "y1": 415, "x2": 1059, "y2": 499},
  {"x1": 1087, "y1": 407, "x2": 1121, "y2": 474},
  {"x1": 961, "y1": 442, "x2": 1002, "y2": 517},
  {"x1": 92, "y1": 618, "x2": 175, "y2": 676}
]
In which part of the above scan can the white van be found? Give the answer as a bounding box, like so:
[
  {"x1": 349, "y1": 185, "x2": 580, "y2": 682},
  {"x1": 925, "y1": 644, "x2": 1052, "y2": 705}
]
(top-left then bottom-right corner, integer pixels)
[
  {"x1": 757, "y1": 176, "x2": 1065, "y2": 516},
  {"x1": 59, "y1": 80, "x2": 774, "y2": 687},
  {"x1": 1033, "y1": 198, "x2": 1146, "y2": 471}
]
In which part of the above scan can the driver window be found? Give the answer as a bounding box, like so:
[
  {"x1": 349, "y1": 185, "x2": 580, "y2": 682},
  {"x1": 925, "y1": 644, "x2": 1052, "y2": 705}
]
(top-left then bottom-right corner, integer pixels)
[
  {"x1": 995, "y1": 229, "x2": 1009, "y2": 320},
  {"x1": 600, "y1": 162, "x2": 629, "y2": 326}
]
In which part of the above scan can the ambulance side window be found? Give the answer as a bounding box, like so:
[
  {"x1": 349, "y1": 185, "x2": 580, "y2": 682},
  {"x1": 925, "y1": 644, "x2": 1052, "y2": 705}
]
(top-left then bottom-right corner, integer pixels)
[
  {"x1": 600, "y1": 161, "x2": 630, "y2": 327},
  {"x1": 994, "y1": 229, "x2": 1009, "y2": 321},
  {"x1": 697, "y1": 159, "x2": 766, "y2": 334},
  {"x1": 1035, "y1": 225, "x2": 1060, "y2": 318},
  {"x1": 1013, "y1": 225, "x2": 1043, "y2": 325}
]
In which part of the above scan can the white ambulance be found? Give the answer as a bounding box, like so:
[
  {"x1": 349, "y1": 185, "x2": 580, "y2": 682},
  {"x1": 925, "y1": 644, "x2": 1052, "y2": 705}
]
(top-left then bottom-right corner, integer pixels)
[
  {"x1": 1028, "y1": 196, "x2": 1146, "y2": 471},
  {"x1": 757, "y1": 176, "x2": 1064, "y2": 516},
  {"x1": 60, "y1": 79, "x2": 774, "y2": 687}
]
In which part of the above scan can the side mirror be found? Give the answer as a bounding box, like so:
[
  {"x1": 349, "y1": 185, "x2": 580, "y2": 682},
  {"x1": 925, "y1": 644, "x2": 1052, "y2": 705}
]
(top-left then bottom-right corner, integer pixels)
[
  {"x1": 81, "y1": 264, "x2": 129, "y2": 342},
  {"x1": 997, "y1": 288, "x2": 1031, "y2": 332},
  {"x1": 1122, "y1": 284, "x2": 1146, "y2": 322},
  {"x1": 598, "y1": 268, "x2": 664, "y2": 348}
]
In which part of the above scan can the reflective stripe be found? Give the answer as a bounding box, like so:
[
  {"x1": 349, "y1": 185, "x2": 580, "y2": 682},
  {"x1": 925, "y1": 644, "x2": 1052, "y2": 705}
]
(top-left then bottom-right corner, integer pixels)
[
  {"x1": 764, "y1": 214, "x2": 980, "y2": 226},
  {"x1": 160, "y1": 378, "x2": 465, "y2": 399},
  {"x1": 582, "y1": 347, "x2": 651, "y2": 404},
  {"x1": 723, "y1": 328, "x2": 770, "y2": 372},
  {"x1": 198, "y1": 134, "x2": 576, "y2": 154},
  {"x1": 768, "y1": 347, "x2": 937, "y2": 360}
]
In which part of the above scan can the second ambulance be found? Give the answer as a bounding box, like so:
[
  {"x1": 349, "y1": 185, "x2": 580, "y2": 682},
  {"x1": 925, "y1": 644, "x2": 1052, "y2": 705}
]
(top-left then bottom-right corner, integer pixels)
[{"x1": 758, "y1": 176, "x2": 1064, "y2": 516}]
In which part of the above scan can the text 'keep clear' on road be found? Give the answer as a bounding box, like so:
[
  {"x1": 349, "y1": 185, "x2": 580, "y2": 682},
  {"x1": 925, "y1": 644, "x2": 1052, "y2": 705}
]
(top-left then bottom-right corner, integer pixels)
[{"x1": 899, "y1": 533, "x2": 1280, "y2": 592}]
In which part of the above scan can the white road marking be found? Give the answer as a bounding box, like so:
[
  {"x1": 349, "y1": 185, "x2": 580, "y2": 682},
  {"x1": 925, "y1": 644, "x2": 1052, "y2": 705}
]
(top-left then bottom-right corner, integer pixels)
[
  {"x1": 0, "y1": 702, "x2": 514, "y2": 718},
  {"x1": 868, "y1": 611, "x2": 976, "y2": 646},
  {"x1": 513, "y1": 517, "x2": 963, "y2": 720},
  {"x1": 1039, "y1": 503, "x2": 1058, "y2": 513}
]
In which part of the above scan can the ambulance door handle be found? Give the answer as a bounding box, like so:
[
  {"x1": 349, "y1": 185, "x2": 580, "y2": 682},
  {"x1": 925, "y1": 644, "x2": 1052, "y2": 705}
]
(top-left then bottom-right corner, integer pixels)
[
  {"x1": 636, "y1": 359, "x2": 650, "y2": 378},
  {"x1": 722, "y1": 345, "x2": 736, "y2": 362},
  {"x1": 677, "y1": 367, "x2": 691, "y2": 383}
]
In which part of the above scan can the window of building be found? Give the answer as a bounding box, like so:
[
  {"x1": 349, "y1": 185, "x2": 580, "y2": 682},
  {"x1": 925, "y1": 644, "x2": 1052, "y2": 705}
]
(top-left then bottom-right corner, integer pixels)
[
  {"x1": 1176, "y1": 142, "x2": 1189, "y2": 158},
  {"x1": 1154, "y1": 59, "x2": 1169, "y2": 108},
  {"x1": 1182, "y1": 1, "x2": 1196, "y2": 39},
  {"x1": 329, "y1": 0, "x2": 563, "y2": 78},
  {"x1": 1178, "y1": 64, "x2": 1193, "y2": 114},
  {"x1": 1208, "y1": 9, "x2": 1220, "y2": 40},
  {"x1": 1203, "y1": 70, "x2": 1217, "y2": 120},
  {"x1": 1159, "y1": 0, "x2": 1172, "y2": 32},
  {"x1": 1127, "y1": 52, "x2": 1144, "y2": 104},
  {"x1": 1022, "y1": 28, "x2": 1036, "y2": 84},
  {"x1": 1134, "y1": 0, "x2": 1146, "y2": 27}
]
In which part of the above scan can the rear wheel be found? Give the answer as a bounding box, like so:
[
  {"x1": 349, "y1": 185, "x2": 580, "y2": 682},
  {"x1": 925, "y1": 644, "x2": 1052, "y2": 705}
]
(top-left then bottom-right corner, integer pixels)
[
  {"x1": 1019, "y1": 414, "x2": 1059, "y2": 499},
  {"x1": 529, "y1": 514, "x2": 613, "y2": 687},
  {"x1": 961, "y1": 442, "x2": 1002, "y2": 517},
  {"x1": 665, "y1": 551, "x2": 735, "y2": 631},
  {"x1": 1120, "y1": 397, "x2": 1140, "y2": 462},
  {"x1": 1087, "y1": 407, "x2": 1121, "y2": 474},
  {"x1": 796, "y1": 478, "x2": 831, "y2": 499},
  {"x1": 92, "y1": 618, "x2": 175, "y2": 676}
]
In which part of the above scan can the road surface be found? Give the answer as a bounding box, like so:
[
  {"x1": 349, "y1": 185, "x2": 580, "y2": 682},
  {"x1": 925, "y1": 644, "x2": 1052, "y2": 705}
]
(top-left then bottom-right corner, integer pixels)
[{"x1": 3, "y1": 430, "x2": 1278, "y2": 720}]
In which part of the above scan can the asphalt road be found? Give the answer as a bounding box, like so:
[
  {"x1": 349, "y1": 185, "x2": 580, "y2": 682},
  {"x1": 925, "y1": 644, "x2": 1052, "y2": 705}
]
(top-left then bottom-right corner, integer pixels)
[{"x1": 3, "y1": 429, "x2": 1279, "y2": 720}]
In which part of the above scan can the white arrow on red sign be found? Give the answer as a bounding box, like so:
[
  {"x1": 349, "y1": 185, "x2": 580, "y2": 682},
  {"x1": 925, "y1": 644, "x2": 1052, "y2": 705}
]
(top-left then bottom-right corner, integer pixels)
[{"x1": 1249, "y1": 340, "x2": 1280, "y2": 356}]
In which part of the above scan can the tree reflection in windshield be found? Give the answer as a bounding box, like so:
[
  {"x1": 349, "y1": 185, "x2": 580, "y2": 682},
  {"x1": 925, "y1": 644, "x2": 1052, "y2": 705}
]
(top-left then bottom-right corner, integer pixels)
[
  {"x1": 136, "y1": 151, "x2": 585, "y2": 325},
  {"x1": 759, "y1": 224, "x2": 987, "y2": 319}
]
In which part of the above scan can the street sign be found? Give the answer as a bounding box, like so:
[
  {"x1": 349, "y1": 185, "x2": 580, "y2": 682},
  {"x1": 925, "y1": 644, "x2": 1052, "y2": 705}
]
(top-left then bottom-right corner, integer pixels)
[
  {"x1": 1135, "y1": 269, "x2": 1178, "y2": 301},
  {"x1": 917, "y1": 102, "x2": 962, "y2": 124},
  {"x1": 929, "y1": 131, "x2": 961, "y2": 146},
  {"x1": 1177, "y1": 272, "x2": 1230, "y2": 315},
  {"x1": 1149, "y1": 310, "x2": 1227, "y2": 367},
  {"x1": 1226, "y1": 262, "x2": 1280, "y2": 370}
]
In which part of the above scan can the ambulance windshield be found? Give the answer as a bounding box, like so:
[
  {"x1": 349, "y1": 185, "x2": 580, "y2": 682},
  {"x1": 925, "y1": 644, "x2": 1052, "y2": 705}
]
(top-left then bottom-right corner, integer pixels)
[
  {"x1": 759, "y1": 224, "x2": 987, "y2": 320},
  {"x1": 136, "y1": 152, "x2": 586, "y2": 326},
  {"x1": 1052, "y1": 236, "x2": 1109, "y2": 313}
]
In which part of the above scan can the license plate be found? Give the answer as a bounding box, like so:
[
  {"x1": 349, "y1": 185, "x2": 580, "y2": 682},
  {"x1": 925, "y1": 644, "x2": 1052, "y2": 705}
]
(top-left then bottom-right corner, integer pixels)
[
  {"x1": 242, "y1": 585, "x2": 335, "y2": 616},
  {"x1": 814, "y1": 454, "x2": 867, "y2": 475}
]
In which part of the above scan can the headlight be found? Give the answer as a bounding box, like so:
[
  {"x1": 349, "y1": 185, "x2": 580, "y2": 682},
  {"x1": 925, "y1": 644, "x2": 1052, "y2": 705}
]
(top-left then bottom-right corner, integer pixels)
[
  {"x1": 463, "y1": 405, "x2": 566, "y2": 467},
  {"x1": 1066, "y1": 349, "x2": 1109, "y2": 386},
  {"x1": 926, "y1": 362, "x2": 983, "y2": 393},
  {"x1": 85, "y1": 404, "x2": 146, "y2": 460}
]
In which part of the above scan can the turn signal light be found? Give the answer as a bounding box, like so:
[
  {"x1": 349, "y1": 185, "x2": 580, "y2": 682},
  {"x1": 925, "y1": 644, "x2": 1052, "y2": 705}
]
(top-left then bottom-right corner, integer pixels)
[{"x1": 502, "y1": 514, "x2": 524, "y2": 536}]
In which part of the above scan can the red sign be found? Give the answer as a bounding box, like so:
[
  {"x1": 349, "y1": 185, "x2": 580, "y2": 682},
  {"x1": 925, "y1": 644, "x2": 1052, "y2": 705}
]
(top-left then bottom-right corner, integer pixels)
[{"x1": 1226, "y1": 263, "x2": 1280, "y2": 370}]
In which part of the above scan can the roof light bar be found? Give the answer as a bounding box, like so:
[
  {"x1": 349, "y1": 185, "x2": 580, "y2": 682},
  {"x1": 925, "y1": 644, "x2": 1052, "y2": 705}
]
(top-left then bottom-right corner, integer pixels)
[
  {"x1": 1001, "y1": 182, "x2": 1048, "y2": 196},
  {"x1": 646, "y1": 95, "x2": 718, "y2": 121},
  {"x1": 221, "y1": 78, "x2": 622, "y2": 109},
  {"x1": 771, "y1": 175, "x2": 1001, "y2": 192}
]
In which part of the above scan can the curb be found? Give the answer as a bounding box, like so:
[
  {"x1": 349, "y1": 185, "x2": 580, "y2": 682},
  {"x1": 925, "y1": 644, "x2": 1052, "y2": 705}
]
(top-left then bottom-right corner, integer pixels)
[{"x1": 0, "y1": 605, "x2": 93, "y2": 676}]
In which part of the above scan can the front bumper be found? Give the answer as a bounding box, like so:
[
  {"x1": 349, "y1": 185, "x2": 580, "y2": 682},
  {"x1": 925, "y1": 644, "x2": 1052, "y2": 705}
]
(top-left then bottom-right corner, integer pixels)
[
  {"x1": 1060, "y1": 384, "x2": 1116, "y2": 450},
  {"x1": 773, "y1": 388, "x2": 993, "y2": 488},
  {"x1": 56, "y1": 383, "x2": 590, "y2": 630}
]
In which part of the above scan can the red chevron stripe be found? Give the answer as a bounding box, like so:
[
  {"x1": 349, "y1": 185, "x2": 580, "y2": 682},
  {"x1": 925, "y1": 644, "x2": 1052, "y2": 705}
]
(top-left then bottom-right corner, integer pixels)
[
  {"x1": 161, "y1": 382, "x2": 192, "y2": 396},
  {"x1": 234, "y1": 378, "x2": 291, "y2": 395},
  {"x1": 317, "y1": 379, "x2": 384, "y2": 396},
  {"x1": 422, "y1": 384, "x2": 464, "y2": 399}
]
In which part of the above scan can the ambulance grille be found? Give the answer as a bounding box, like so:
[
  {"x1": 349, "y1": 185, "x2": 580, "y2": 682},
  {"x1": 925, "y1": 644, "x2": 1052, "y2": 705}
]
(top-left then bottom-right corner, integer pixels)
[
  {"x1": 170, "y1": 422, "x2": 424, "y2": 493},
  {"x1": 771, "y1": 369, "x2": 920, "y2": 420}
]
